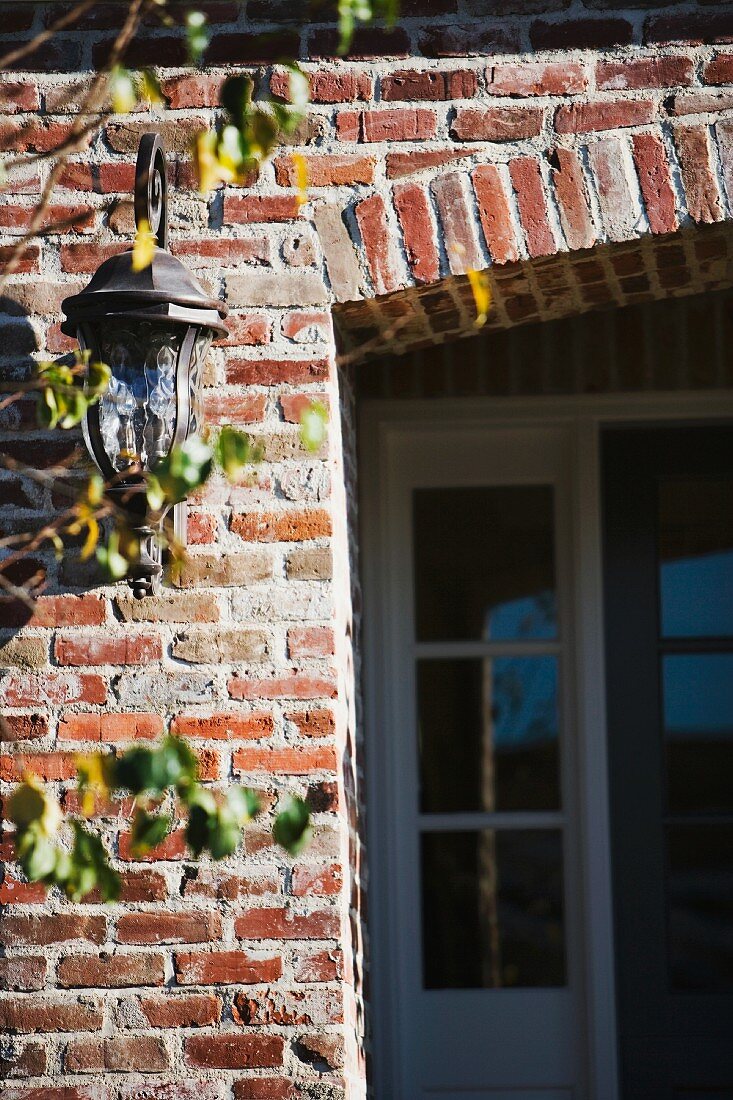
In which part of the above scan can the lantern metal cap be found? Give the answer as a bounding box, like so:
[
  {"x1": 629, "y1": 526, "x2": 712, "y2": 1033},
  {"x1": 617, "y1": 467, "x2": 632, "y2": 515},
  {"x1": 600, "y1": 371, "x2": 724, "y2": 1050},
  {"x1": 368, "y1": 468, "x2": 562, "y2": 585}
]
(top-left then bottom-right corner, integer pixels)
[
  {"x1": 60, "y1": 247, "x2": 228, "y2": 336},
  {"x1": 60, "y1": 132, "x2": 228, "y2": 337}
]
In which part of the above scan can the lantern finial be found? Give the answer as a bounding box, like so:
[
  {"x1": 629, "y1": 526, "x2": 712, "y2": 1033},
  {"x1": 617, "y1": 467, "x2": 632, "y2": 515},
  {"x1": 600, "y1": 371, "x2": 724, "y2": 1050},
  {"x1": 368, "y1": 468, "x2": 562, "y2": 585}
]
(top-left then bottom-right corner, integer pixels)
[{"x1": 135, "y1": 132, "x2": 168, "y2": 250}]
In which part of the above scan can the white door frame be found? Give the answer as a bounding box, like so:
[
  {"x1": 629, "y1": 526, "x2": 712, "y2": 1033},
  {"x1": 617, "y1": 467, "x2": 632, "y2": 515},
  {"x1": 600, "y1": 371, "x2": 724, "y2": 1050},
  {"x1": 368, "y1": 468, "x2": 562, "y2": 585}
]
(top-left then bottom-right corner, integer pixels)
[{"x1": 360, "y1": 390, "x2": 733, "y2": 1100}]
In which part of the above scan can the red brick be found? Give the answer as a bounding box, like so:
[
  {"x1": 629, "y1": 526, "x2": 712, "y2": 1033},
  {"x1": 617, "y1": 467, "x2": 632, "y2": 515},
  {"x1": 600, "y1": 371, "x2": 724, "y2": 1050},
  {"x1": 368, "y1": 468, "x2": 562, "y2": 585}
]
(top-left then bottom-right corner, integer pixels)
[
  {"x1": 0, "y1": 999, "x2": 103, "y2": 1034},
  {"x1": 674, "y1": 125, "x2": 724, "y2": 224},
  {"x1": 229, "y1": 673, "x2": 337, "y2": 702},
  {"x1": 279, "y1": 392, "x2": 328, "y2": 423},
  {"x1": 549, "y1": 147, "x2": 596, "y2": 251},
  {"x1": 57, "y1": 163, "x2": 136, "y2": 194},
  {"x1": 665, "y1": 91, "x2": 733, "y2": 116},
  {"x1": 0, "y1": 874, "x2": 47, "y2": 904},
  {"x1": 288, "y1": 626, "x2": 335, "y2": 658},
  {"x1": 232, "y1": 1080, "x2": 294, "y2": 1100},
  {"x1": 140, "y1": 993, "x2": 221, "y2": 1028},
  {"x1": 291, "y1": 863, "x2": 343, "y2": 897},
  {"x1": 57, "y1": 953, "x2": 166, "y2": 989},
  {"x1": 0, "y1": 81, "x2": 40, "y2": 113},
  {"x1": 393, "y1": 182, "x2": 440, "y2": 284},
  {"x1": 116, "y1": 912, "x2": 222, "y2": 944},
  {"x1": 182, "y1": 869, "x2": 281, "y2": 900},
  {"x1": 381, "y1": 69, "x2": 477, "y2": 101},
  {"x1": 0, "y1": 956, "x2": 46, "y2": 991},
  {"x1": 66, "y1": 1035, "x2": 169, "y2": 1073},
  {"x1": 160, "y1": 73, "x2": 227, "y2": 108},
  {"x1": 0, "y1": 673, "x2": 106, "y2": 708},
  {"x1": 645, "y1": 12, "x2": 733, "y2": 47},
  {"x1": 0, "y1": 914, "x2": 106, "y2": 947},
  {"x1": 432, "y1": 173, "x2": 482, "y2": 274},
  {"x1": 386, "y1": 147, "x2": 481, "y2": 179},
  {"x1": 596, "y1": 56, "x2": 693, "y2": 91},
  {"x1": 231, "y1": 509, "x2": 331, "y2": 543},
  {"x1": 171, "y1": 238, "x2": 270, "y2": 266},
  {"x1": 118, "y1": 829, "x2": 187, "y2": 863},
  {"x1": 472, "y1": 164, "x2": 519, "y2": 265},
  {"x1": 632, "y1": 132, "x2": 678, "y2": 235},
  {"x1": 281, "y1": 311, "x2": 330, "y2": 343},
  {"x1": 355, "y1": 192, "x2": 401, "y2": 295},
  {"x1": 184, "y1": 1034, "x2": 284, "y2": 1070},
  {"x1": 227, "y1": 358, "x2": 329, "y2": 386},
  {"x1": 60, "y1": 242, "x2": 128, "y2": 273},
  {"x1": 293, "y1": 949, "x2": 343, "y2": 983},
  {"x1": 0, "y1": 713, "x2": 48, "y2": 741},
  {"x1": 271, "y1": 69, "x2": 372, "y2": 103},
  {"x1": 703, "y1": 54, "x2": 733, "y2": 85},
  {"x1": 54, "y1": 633, "x2": 161, "y2": 666},
  {"x1": 172, "y1": 712, "x2": 273, "y2": 740},
  {"x1": 188, "y1": 512, "x2": 217, "y2": 544},
  {"x1": 509, "y1": 157, "x2": 557, "y2": 258},
  {"x1": 530, "y1": 17, "x2": 633, "y2": 50},
  {"x1": 338, "y1": 107, "x2": 437, "y2": 143},
  {"x1": 418, "y1": 23, "x2": 520, "y2": 57},
  {"x1": 235, "y1": 907, "x2": 339, "y2": 940},
  {"x1": 205, "y1": 29, "x2": 299, "y2": 64},
  {"x1": 451, "y1": 105, "x2": 544, "y2": 143},
  {"x1": 84, "y1": 869, "x2": 167, "y2": 904},
  {"x1": 58, "y1": 712, "x2": 163, "y2": 742},
  {"x1": 555, "y1": 99, "x2": 656, "y2": 135},
  {"x1": 274, "y1": 153, "x2": 375, "y2": 187},
  {"x1": 0, "y1": 119, "x2": 75, "y2": 155},
  {"x1": 487, "y1": 61, "x2": 587, "y2": 97},
  {"x1": 285, "y1": 709, "x2": 335, "y2": 738},
  {"x1": 223, "y1": 195, "x2": 301, "y2": 224},
  {"x1": 308, "y1": 25, "x2": 410, "y2": 60},
  {"x1": 203, "y1": 393, "x2": 267, "y2": 425},
  {"x1": 0, "y1": 751, "x2": 78, "y2": 782},
  {"x1": 217, "y1": 313, "x2": 272, "y2": 347},
  {"x1": 0, "y1": 244, "x2": 40, "y2": 275},
  {"x1": 0, "y1": 1039, "x2": 46, "y2": 1078},
  {"x1": 233, "y1": 746, "x2": 337, "y2": 774},
  {"x1": 0, "y1": 204, "x2": 95, "y2": 234},
  {"x1": 8, "y1": 594, "x2": 104, "y2": 628},
  {"x1": 175, "y1": 950, "x2": 282, "y2": 985}
]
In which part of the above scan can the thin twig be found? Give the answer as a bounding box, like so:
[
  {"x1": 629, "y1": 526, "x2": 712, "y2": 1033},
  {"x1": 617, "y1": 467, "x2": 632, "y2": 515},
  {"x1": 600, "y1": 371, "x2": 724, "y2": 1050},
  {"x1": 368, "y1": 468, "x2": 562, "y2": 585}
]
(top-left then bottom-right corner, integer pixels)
[{"x1": 335, "y1": 312, "x2": 414, "y2": 368}]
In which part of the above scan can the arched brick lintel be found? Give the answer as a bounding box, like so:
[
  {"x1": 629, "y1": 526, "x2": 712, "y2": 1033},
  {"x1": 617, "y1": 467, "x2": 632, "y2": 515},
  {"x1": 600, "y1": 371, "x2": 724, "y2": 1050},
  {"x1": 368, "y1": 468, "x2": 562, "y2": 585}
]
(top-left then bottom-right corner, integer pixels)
[{"x1": 323, "y1": 121, "x2": 733, "y2": 304}]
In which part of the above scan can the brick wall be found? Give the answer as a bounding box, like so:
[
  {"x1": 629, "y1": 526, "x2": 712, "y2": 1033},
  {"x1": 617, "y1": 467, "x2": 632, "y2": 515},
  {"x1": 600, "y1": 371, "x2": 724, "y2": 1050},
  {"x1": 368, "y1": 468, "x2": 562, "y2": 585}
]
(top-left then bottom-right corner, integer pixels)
[{"x1": 2, "y1": 2, "x2": 733, "y2": 1098}]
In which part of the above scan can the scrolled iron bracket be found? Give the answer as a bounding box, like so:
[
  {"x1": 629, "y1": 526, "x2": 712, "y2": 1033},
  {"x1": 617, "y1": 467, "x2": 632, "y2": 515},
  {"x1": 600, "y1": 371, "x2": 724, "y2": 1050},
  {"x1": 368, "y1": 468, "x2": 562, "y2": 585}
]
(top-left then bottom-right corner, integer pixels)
[{"x1": 134, "y1": 132, "x2": 168, "y2": 250}]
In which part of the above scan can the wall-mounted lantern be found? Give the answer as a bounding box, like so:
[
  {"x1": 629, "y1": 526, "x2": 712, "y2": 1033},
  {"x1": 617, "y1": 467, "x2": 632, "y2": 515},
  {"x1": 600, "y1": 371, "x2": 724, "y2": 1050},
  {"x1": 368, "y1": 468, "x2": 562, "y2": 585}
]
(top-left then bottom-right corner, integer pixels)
[{"x1": 61, "y1": 134, "x2": 228, "y2": 598}]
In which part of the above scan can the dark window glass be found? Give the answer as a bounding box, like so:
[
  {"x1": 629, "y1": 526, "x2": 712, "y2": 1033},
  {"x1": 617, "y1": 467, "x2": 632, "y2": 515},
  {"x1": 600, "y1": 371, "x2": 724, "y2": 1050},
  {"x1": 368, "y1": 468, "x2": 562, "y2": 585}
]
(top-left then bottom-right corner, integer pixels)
[
  {"x1": 667, "y1": 824, "x2": 733, "y2": 992},
  {"x1": 421, "y1": 830, "x2": 566, "y2": 989},
  {"x1": 663, "y1": 654, "x2": 733, "y2": 814},
  {"x1": 658, "y1": 477, "x2": 733, "y2": 638},
  {"x1": 413, "y1": 486, "x2": 557, "y2": 642},
  {"x1": 417, "y1": 657, "x2": 560, "y2": 813}
]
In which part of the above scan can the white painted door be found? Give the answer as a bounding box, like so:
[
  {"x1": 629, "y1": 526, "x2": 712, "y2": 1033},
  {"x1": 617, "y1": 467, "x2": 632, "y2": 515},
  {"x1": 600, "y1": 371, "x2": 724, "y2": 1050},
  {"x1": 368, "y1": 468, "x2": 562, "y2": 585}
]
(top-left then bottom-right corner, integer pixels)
[{"x1": 364, "y1": 423, "x2": 586, "y2": 1100}]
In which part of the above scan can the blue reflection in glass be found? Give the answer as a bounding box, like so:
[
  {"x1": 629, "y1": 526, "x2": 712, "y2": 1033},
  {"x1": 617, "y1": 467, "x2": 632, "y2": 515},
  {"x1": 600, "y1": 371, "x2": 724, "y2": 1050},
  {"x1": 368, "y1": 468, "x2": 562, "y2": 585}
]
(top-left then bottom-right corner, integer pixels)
[
  {"x1": 485, "y1": 591, "x2": 558, "y2": 642},
  {"x1": 492, "y1": 655, "x2": 559, "y2": 749},
  {"x1": 660, "y1": 551, "x2": 733, "y2": 638}
]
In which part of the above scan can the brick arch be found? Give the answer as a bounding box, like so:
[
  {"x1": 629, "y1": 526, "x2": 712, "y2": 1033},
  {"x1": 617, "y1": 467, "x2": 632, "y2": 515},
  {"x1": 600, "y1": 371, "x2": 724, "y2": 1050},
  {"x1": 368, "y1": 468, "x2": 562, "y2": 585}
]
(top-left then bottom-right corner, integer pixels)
[{"x1": 320, "y1": 119, "x2": 733, "y2": 356}]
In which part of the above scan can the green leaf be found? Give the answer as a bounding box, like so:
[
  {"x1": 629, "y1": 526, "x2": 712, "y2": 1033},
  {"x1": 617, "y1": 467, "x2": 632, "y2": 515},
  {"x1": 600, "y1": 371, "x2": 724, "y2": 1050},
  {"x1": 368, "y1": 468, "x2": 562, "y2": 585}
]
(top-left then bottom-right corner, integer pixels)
[
  {"x1": 185, "y1": 9, "x2": 209, "y2": 64},
  {"x1": 273, "y1": 796, "x2": 311, "y2": 856},
  {"x1": 66, "y1": 821, "x2": 121, "y2": 901},
  {"x1": 226, "y1": 785, "x2": 259, "y2": 825},
  {"x1": 215, "y1": 426, "x2": 257, "y2": 482},
  {"x1": 185, "y1": 803, "x2": 211, "y2": 858},
  {"x1": 207, "y1": 806, "x2": 241, "y2": 860},
  {"x1": 300, "y1": 400, "x2": 328, "y2": 454},
  {"x1": 96, "y1": 530, "x2": 130, "y2": 581},
  {"x1": 22, "y1": 833, "x2": 57, "y2": 882},
  {"x1": 129, "y1": 808, "x2": 172, "y2": 856},
  {"x1": 109, "y1": 66, "x2": 137, "y2": 113},
  {"x1": 221, "y1": 74, "x2": 253, "y2": 131},
  {"x1": 148, "y1": 436, "x2": 213, "y2": 511}
]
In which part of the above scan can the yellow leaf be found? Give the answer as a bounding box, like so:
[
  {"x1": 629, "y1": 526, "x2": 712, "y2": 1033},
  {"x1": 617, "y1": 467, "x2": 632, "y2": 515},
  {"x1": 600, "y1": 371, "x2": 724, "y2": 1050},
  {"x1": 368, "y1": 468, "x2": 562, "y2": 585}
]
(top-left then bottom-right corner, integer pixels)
[
  {"x1": 75, "y1": 753, "x2": 111, "y2": 818},
  {"x1": 193, "y1": 130, "x2": 234, "y2": 195},
  {"x1": 80, "y1": 516, "x2": 100, "y2": 561},
  {"x1": 132, "y1": 217, "x2": 157, "y2": 272},
  {"x1": 466, "y1": 268, "x2": 492, "y2": 328},
  {"x1": 291, "y1": 152, "x2": 309, "y2": 208},
  {"x1": 10, "y1": 774, "x2": 62, "y2": 837}
]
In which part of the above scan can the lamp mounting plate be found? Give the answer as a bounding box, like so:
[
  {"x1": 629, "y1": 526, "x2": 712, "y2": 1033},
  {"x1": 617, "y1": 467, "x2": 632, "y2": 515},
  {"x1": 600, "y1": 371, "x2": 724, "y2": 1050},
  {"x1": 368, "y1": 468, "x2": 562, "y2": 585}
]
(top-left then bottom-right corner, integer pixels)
[{"x1": 135, "y1": 132, "x2": 168, "y2": 250}]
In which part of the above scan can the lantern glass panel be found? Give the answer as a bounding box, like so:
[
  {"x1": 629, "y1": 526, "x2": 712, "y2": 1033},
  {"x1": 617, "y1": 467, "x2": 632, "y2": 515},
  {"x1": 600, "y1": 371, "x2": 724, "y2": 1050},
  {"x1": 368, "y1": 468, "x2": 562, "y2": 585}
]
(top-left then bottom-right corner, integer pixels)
[
  {"x1": 96, "y1": 320, "x2": 183, "y2": 471},
  {"x1": 188, "y1": 329, "x2": 212, "y2": 440}
]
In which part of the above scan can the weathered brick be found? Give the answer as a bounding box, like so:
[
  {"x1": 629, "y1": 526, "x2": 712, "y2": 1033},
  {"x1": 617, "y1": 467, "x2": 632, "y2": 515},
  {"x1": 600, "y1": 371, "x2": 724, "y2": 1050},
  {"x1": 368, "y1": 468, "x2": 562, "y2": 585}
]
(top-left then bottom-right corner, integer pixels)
[
  {"x1": 139, "y1": 994, "x2": 221, "y2": 1028},
  {"x1": 286, "y1": 546, "x2": 333, "y2": 580},
  {"x1": 555, "y1": 99, "x2": 656, "y2": 134},
  {"x1": 549, "y1": 147, "x2": 596, "y2": 251},
  {"x1": 596, "y1": 56, "x2": 694, "y2": 91},
  {"x1": 531, "y1": 17, "x2": 633, "y2": 50},
  {"x1": 57, "y1": 954, "x2": 166, "y2": 989},
  {"x1": 65, "y1": 1035, "x2": 169, "y2": 1073},
  {"x1": 233, "y1": 746, "x2": 338, "y2": 774},
  {"x1": 291, "y1": 863, "x2": 343, "y2": 897},
  {"x1": 393, "y1": 182, "x2": 440, "y2": 284},
  {"x1": 172, "y1": 712, "x2": 274, "y2": 740},
  {"x1": 58, "y1": 712, "x2": 163, "y2": 742},
  {"x1": 386, "y1": 147, "x2": 481, "y2": 179},
  {"x1": 235, "y1": 907, "x2": 339, "y2": 940},
  {"x1": 674, "y1": 125, "x2": 724, "y2": 224},
  {"x1": 285, "y1": 709, "x2": 336, "y2": 738},
  {"x1": 184, "y1": 1034, "x2": 284, "y2": 1070},
  {"x1": 54, "y1": 633, "x2": 161, "y2": 666},
  {"x1": 355, "y1": 192, "x2": 403, "y2": 295},
  {"x1": 202, "y1": 393, "x2": 267, "y2": 425},
  {"x1": 432, "y1": 173, "x2": 482, "y2": 274},
  {"x1": 287, "y1": 626, "x2": 336, "y2": 657},
  {"x1": 0, "y1": 956, "x2": 46, "y2": 991},
  {"x1": 115, "y1": 591, "x2": 220, "y2": 623},
  {"x1": 0, "y1": 998, "x2": 103, "y2": 1033},
  {"x1": 293, "y1": 949, "x2": 344, "y2": 983},
  {"x1": 381, "y1": 69, "x2": 477, "y2": 101},
  {"x1": 229, "y1": 671, "x2": 337, "y2": 702},
  {"x1": 487, "y1": 61, "x2": 587, "y2": 97},
  {"x1": 223, "y1": 195, "x2": 301, "y2": 224},
  {"x1": 274, "y1": 153, "x2": 375, "y2": 187},
  {"x1": 509, "y1": 157, "x2": 556, "y2": 258},
  {"x1": 174, "y1": 550, "x2": 272, "y2": 588},
  {"x1": 272, "y1": 69, "x2": 372, "y2": 103},
  {"x1": 173, "y1": 627, "x2": 270, "y2": 663},
  {"x1": 226, "y1": 271, "x2": 328, "y2": 308},
  {"x1": 0, "y1": 1040, "x2": 47, "y2": 1078},
  {"x1": 0, "y1": 81, "x2": 40, "y2": 113},
  {"x1": 174, "y1": 949, "x2": 282, "y2": 985},
  {"x1": 632, "y1": 132, "x2": 678, "y2": 235},
  {"x1": 472, "y1": 164, "x2": 519, "y2": 265},
  {"x1": 1, "y1": 750, "x2": 79, "y2": 782},
  {"x1": 116, "y1": 912, "x2": 222, "y2": 945},
  {"x1": 0, "y1": 673, "x2": 106, "y2": 708},
  {"x1": 587, "y1": 137, "x2": 640, "y2": 243},
  {"x1": 451, "y1": 105, "x2": 544, "y2": 142},
  {"x1": 118, "y1": 829, "x2": 188, "y2": 863},
  {"x1": 231, "y1": 509, "x2": 331, "y2": 543},
  {"x1": 703, "y1": 54, "x2": 733, "y2": 85}
]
